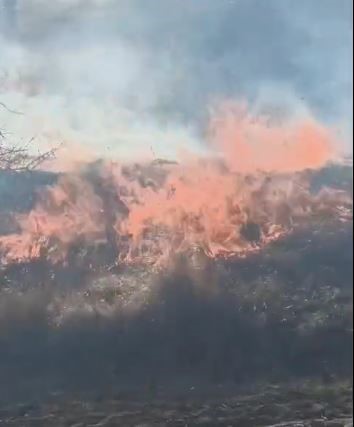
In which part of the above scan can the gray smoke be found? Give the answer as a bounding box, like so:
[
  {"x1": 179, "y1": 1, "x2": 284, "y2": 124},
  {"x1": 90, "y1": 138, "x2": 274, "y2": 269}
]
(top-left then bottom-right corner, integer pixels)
[{"x1": 0, "y1": 0, "x2": 352, "y2": 161}]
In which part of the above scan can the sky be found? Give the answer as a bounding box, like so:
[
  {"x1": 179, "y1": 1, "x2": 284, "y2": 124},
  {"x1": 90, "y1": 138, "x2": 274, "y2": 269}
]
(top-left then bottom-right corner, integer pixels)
[{"x1": 0, "y1": 0, "x2": 352, "y2": 161}]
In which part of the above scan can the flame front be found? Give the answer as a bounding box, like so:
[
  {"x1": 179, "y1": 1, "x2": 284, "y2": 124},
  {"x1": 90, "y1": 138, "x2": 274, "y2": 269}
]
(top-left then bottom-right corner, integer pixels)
[{"x1": 0, "y1": 106, "x2": 351, "y2": 268}]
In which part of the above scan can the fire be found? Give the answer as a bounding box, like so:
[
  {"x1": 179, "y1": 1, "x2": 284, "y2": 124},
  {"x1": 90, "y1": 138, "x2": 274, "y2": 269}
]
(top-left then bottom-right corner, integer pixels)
[
  {"x1": 0, "y1": 175, "x2": 107, "y2": 263},
  {"x1": 0, "y1": 105, "x2": 351, "y2": 268},
  {"x1": 209, "y1": 103, "x2": 336, "y2": 173}
]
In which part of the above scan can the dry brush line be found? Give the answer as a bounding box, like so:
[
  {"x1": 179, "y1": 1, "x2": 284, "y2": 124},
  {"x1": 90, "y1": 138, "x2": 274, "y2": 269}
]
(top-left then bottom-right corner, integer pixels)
[{"x1": 0, "y1": 101, "x2": 57, "y2": 172}]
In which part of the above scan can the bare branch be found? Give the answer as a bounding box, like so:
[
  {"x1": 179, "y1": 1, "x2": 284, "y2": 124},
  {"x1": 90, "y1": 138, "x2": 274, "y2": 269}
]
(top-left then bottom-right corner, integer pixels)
[
  {"x1": 0, "y1": 101, "x2": 57, "y2": 172},
  {"x1": 0, "y1": 102, "x2": 24, "y2": 115},
  {"x1": 0, "y1": 141, "x2": 58, "y2": 172}
]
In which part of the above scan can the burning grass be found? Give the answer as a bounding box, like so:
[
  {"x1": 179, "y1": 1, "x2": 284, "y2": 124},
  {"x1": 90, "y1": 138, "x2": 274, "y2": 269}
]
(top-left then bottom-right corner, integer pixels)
[
  {"x1": 0, "y1": 106, "x2": 352, "y2": 393},
  {"x1": 0, "y1": 105, "x2": 350, "y2": 268}
]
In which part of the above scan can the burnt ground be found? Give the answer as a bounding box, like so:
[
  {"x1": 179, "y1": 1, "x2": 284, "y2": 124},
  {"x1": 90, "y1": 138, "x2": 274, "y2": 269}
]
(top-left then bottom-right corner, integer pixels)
[
  {"x1": 0, "y1": 220, "x2": 352, "y2": 426},
  {"x1": 0, "y1": 164, "x2": 352, "y2": 426},
  {"x1": 0, "y1": 381, "x2": 352, "y2": 426}
]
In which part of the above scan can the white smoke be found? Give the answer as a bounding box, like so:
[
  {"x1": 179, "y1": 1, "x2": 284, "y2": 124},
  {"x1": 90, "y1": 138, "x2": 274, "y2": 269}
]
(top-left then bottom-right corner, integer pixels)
[{"x1": 0, "y1": 0, "x2": 352, "y2": 167}]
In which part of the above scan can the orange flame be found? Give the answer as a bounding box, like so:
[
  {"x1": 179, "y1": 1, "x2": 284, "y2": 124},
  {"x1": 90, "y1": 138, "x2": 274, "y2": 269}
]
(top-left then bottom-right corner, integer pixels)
[
  {"x1": 210, "y1": 103, "x2": 335, "y2": 173},
  {"x1": 0, "y1": 105, "x2": 350, "y2": 268}
]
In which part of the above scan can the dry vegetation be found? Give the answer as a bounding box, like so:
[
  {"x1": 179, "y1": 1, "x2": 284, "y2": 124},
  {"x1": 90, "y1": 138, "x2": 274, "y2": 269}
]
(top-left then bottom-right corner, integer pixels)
[{"x1": 0, "y1": 102, "x2": 56, "y2": 172}]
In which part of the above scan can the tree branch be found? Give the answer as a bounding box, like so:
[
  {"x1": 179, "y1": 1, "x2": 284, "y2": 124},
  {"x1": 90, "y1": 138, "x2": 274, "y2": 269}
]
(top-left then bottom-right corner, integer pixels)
[{"x1": 0, "y1": 102, "x2": 24, "y2": 115}]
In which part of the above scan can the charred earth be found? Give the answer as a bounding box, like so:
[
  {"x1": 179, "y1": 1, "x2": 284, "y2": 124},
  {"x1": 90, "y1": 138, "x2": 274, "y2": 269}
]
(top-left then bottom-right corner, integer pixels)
[{"x1": 0, "y1": 162, "x2": 352, "y2": 426}]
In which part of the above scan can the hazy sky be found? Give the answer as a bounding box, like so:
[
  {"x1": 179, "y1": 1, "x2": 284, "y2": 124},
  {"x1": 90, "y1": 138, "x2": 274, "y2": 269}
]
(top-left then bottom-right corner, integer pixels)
[{"x1": 0, "y1": 0, "x2": 352, "y2": 159}]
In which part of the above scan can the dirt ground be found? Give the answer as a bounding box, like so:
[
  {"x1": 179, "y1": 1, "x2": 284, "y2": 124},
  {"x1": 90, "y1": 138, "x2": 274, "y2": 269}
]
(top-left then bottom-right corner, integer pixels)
[{"x1": 0, "y1": 380, "x2": 352, "y2": 426}]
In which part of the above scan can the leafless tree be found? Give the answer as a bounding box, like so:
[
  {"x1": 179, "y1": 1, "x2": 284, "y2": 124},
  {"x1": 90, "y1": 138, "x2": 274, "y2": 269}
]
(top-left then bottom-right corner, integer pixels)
[{"x1": 0, "y1": 101, "x2": 56, "y2": 172}]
